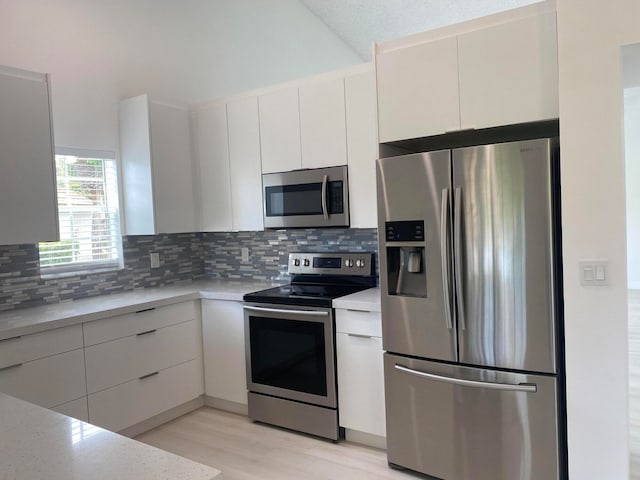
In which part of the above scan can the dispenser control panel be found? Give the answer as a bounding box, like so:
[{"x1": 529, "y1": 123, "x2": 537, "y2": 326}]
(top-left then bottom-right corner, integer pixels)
[{"x1": 385, "y1": 221, "x2": 424, "y2": 242}]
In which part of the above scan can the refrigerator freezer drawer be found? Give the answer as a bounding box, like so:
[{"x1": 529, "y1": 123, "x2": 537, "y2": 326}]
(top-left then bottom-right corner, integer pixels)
[{"x1": 384, "y1": 353, "x2": 559, "y2": 480}]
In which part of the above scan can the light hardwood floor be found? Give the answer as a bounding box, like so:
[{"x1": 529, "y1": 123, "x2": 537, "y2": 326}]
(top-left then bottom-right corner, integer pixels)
[
  {"x1": 630, "y1": 289, "x2": 640, "y2": 479},
  {"x1": 136, "y1": 407, "x2": 420, "y2": 480}
]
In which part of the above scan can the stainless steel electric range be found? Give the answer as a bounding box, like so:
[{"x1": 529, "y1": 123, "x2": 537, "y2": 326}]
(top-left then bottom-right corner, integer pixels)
[{"x1": 243, "y1": 252, "x2": 376, "y2": 441}]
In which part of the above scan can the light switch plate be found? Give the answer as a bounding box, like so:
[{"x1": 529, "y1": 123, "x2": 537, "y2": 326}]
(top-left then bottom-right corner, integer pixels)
[
  {"x1": 241, "y1": 247, "x2": 250, "y2": 263},
  {"x1": 579, "y1": 260, "x2": 609, "y2": 286}
]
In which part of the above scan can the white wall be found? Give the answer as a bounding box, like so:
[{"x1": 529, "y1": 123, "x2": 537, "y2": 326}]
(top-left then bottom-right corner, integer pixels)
[
  {"x1": 556, "y1": 0, "x2": 639, "y2": 477},
  {"x1": 0, "y1": 0, "x2": 361, "y2": 151},
  {"x1": 624, "y1": 86, "x2": 640, "y2": 290}
]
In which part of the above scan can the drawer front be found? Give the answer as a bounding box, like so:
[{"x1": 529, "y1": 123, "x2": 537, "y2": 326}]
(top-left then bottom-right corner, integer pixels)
[
  {"x1": 51, "y1": 397, "x2": 89, "y2": 422},
  {"x1": 0, "y1": 348, "x2": 87, "y2": 408},
  {"x1": 88, "y1": 359, "x2": 204, "y2": 433},
  {"x1": 336, "y1": 333, "x2": 386, "y2": 437},
  {"x1": 85, "y1": 319, "x2": 201, "y2": 394},
  {"x1": 84, "y1": 301, "x2": 197, "y2": 346},
  {"x1": 335, "y1": 308, "x2": 382, "y2": 337},
  {"x1": 0, "y1": 325, "x2": 83, "y2": 369}
]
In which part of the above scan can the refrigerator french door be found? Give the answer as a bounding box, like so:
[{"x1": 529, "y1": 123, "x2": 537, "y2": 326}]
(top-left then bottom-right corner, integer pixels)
[{"x1": 377, "y1": 138, "x2": 562, "y2": 480}]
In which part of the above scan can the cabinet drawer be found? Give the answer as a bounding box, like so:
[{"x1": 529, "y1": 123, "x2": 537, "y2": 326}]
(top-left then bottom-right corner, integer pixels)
[
  {"x1": 0, "y1": 325, "x2": 83, "y2": 369},
  {"x1": 0, "y1": 348, "x2": 86, "y2": 408},
  {"x1": 84, "y1": 301, "x2": 197, "y2": 346},
  {"x1": 88, "y1": 359, "x2": 204, "y2": 433},
  {"x1": 335, "y1": 308, "x2": 382, "y2": 337},
  {"x1": 337, "y1": 333, "x2": 386, "y2": 437},
  {"x1": 85, "y1": 319, "x2": 201, "y2": 394},
  {"x1": 51, "y1": 397, "x2": 89, "y2": 422}
]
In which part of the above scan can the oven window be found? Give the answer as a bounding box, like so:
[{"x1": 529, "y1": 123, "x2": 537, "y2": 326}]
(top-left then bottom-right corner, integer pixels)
[
  {"x1": 249, "y1": 316, "x2": 327, "y2": 396},
  {"x1": 265, "y1": 182, "x2": 343, "y2": 217}
]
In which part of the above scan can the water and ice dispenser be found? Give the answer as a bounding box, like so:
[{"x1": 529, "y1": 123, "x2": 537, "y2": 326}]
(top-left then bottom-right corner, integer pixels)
[{"x1": 384, "y1": 221, "x2": 427, "y2": 298}]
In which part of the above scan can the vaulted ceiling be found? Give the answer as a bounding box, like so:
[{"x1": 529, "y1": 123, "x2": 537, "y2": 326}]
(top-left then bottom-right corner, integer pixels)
[{"x1": 301, "y1": 0, "x2": 541, "y2": 60}]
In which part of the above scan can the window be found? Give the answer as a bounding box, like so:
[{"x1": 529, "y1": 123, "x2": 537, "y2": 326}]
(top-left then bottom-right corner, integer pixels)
[{"x1": 39, "y1": 147, "x2": 123, "y2": 275}]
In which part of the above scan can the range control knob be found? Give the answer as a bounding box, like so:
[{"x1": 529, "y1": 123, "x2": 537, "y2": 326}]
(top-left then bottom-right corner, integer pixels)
[
  {"x1": 355, "y1": 258, "x2": 365, "y2": 268},
  {"x1": 303, "y1": 259, "x2": 310, "y2": 267},
  {"x1": 293, "y1": 258, "x2": 301, "y2": 267},
  {"x1": 345, "y1": 259, "x2": 354, "y2": 268}
]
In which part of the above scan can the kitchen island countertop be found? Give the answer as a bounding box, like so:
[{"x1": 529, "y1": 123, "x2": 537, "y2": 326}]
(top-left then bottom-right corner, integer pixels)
[{"x1": 0, "y1": 392, "x2": 222, "y2": 480}]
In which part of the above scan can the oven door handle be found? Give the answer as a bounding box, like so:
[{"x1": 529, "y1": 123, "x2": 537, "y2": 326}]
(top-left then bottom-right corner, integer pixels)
[{"x1": 243, "y1": 305, "x2": 329, "y2": 317}]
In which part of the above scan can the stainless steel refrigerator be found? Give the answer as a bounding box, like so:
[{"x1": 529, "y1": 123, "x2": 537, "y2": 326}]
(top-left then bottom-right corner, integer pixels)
[{"x1": 377, "y1": 138, "x2": 564, "y2": 480}]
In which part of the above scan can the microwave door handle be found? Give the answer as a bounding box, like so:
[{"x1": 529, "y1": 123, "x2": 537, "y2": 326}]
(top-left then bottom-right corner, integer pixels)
[{"x1": 321, "y1": 174, "x2": 329, "y2": 220}]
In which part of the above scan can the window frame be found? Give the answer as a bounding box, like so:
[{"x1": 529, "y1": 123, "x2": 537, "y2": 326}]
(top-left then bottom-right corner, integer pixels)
[{"x1": 39, "y1": 147, "x2": 124, "y2": 278}]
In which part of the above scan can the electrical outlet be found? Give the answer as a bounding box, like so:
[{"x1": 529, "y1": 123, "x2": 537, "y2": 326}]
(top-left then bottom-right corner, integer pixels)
[
  {"x1": 150, "y1": 252, "x2": 160, "y2": 269},
  {"x1": 241, "y1": 247, "x2": 250, "y2": 263}
]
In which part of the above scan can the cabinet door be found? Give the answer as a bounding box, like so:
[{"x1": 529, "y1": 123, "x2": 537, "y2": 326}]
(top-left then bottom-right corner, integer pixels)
[
  {"x1": 337, "y1": 331, "x2": 386, "y2": 437},
  {"x1": 88, "y1": 358, "x2": 203, "y2": 433},
  {"x1": 227, "y1": 96, "x2": 264, "y2": 231},
  {"x1": 120, "y1": 95, "x2": 155, "y2": 235},
  {"x1": 376, "y1": 37, "x2": 460, "y2": 142},
  {"x1": 0, "y1": 348, "x2": 87, "y2": 409},
  {"x1": 195, "y1": 102, "x2": 232, "y2": 231},
  {"x1": 51, "y1": 397, "x2": 89, "y2": 422},
  {"x1": 202, "y1": 300, "x2": 247, "y2": 406},
  {"x1": 149, "y1": 101, "x2": 196, "y2": 233},
  {"x1": 299, "y1": 78, "x2": 347, "y2": 169},
  {"x1": 258, "y1": 87, "x2": 302, "y2": 173},
  {"x1": 457, "y1": 11, "x2": 559, "y2": 129},
  {"x1": 0, "y1": 66, "x2": 58, "y2": 244},
  {"x1": 345, "y1": 71, "x2": 378, "y2": 228}
]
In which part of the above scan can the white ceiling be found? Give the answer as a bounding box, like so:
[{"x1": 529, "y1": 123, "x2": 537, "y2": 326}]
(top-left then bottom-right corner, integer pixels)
[{"x1": 301, "y1": 0, "x2": 542, "y2": 60}]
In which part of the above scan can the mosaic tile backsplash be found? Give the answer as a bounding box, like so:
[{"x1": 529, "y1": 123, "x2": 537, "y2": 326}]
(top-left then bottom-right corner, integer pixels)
[
  {"x1": 0, "y1": 228, "x2": 378, "y2": 311},
  {"x1": 0, "y1": 233, "x2": 205, "y2": 312},
  {"x1": 202, "y1": 228, "x2": 378, "y2": 281}
]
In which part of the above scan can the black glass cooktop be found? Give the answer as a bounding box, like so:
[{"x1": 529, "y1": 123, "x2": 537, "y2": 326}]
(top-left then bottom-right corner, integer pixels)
[{"x1": 243, "y1": 283, "x2": 370, "y2": 308}]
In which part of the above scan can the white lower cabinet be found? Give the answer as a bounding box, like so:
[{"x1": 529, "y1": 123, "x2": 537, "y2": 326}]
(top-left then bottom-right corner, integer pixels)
[
  {"x1": 88, "y1": 359, "x2": 203, "y2": 433},
  {"x1": 51, "y1": 397, "x2": 89, "y2": 422},
  {"x1": 202, "y1": 300, "x2": 247, "y2": 406},
  {"x1": 336, "y1": 309, "x2": 386, "y2": 439},
  {"x1": 84, "y1": 300, "x2": 204, "y2": 433},
  {"x1": 85, "y1": 319, "x2": 201, "y2": 394},
  {"x1": 0, "y1": 348, "x2": 87, "y2": 409}
]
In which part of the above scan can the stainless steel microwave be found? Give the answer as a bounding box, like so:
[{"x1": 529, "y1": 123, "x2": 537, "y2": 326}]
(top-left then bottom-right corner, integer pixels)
[{"x1": 262, "y1": 166, "x2": 350, "y2": 229}]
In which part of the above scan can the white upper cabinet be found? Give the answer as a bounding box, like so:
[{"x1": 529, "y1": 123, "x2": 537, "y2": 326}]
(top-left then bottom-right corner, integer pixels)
[
  {"x1": 194, "y1": 102, "x2": 232, "y2": 232},
  {"x1": 0, "y1": 66, "x2": 58, "y2": 244},
  {"x1": 258, "y1": 87, "x2": 302, "y2": 173},
  {"x1": 376, "y1": 8, "x2": 559, "y2": 143},
  {"x1": 345, "y1": 71, "x2": 378, "y2": 228},
  {"x1": 299, "y1": 78, "x2": 347, "y2": 169},
  {"x1": 227, "y1": 96, "x2": 264, "y2": 231},
  {"x1": 376, "y1": 37, "x2": 460, "y2": 143},
  {"x1": 457, "y1": 11, "x2": 558, "y2": 130},
  {"x1": 119, "y1": 95, "x2": 196, "y2": 235}
]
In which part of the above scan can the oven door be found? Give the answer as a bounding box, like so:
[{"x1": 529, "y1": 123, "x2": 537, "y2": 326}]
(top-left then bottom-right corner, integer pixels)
[{"x1": 243, "y1": 303, "x2": 336, "y2": 408}]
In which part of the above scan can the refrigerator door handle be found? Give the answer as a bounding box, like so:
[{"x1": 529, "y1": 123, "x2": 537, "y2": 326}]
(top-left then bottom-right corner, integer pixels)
[
  {"x1": 453, "y1": 187, "x2": 466, "y2": 330},
  {"x1": 440, "y1": 188, "x2": 453, "y2": 329},
  {"x1": 394, "y1": 364, "x2": 537, "y2": 393}
]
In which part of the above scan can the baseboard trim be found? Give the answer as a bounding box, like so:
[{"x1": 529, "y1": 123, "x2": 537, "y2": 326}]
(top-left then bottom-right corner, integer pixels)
[
  {"x1": 204, "y1": 395, "x2": 249, "y2": 416},
  {"x1": 124, "y1": 395, "x2": 205, "y2": 438},
  {"x1": 344, "y1": 428, "x2": 387, "y2": 450}
]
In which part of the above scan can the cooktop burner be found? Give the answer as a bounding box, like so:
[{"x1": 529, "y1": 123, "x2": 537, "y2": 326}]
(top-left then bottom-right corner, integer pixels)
[{"x1": 243, "y1": 252, "x2": 376, "y2": 308}]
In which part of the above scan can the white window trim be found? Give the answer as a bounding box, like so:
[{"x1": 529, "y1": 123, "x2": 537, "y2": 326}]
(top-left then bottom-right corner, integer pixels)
[{"x1": 39, "y1": 147, "x2": 124, "y2": 278}]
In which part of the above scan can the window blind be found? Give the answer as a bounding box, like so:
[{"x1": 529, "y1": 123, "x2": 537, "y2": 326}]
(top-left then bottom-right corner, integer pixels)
[{"x1": 39, "y1": 151, "x2": 122, "y2": 273}]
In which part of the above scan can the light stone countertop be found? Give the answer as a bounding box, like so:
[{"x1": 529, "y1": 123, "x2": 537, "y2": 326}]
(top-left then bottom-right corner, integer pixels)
[
  {"x1": 332, "y1": 287, "x2": 381, "y2": 312},
  {"x1": 0, "y1": 392, "x2": 221, "y2": 480},
  {"x1": 0, "y1": 279, "x2": 280, "y2": 340}
]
